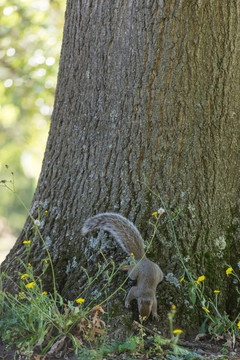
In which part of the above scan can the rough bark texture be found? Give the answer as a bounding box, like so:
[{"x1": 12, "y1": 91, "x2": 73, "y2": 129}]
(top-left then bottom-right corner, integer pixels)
[{"x1": 2, "y1": 0, "x2": 240, "y2": 335}]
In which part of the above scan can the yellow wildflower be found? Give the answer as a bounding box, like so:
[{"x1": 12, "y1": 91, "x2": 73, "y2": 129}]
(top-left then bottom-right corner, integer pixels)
[
  {"x1": 180, "y1": 276, "x2": 184, "y2": 283},
  {"x1": 152, "y1": 212, "x2": 158, "y2": 216},
  {"x1": 25, "y1": 282, "x2": 36, "y2": 289},
  {"x1": 173, "y1": 329, "x2": 183, "y2": 334},
  {"x1": 45, "y1": 210, "x2": 48, "y2": 213},
  {"x1": 21, "y1": 274, "x2": 29, "y2": 279},
  {"x1": 214, "y1": 290, "x2": 220, "y2": 293},
  {"x1": 76, "y1": 298, "x2": 85, "y2": 304},
  {"x1": 202, "y1": 306, "x2": 210, "y2": 313},
  {"x1": 172, "y1": 305, "x2": 176, "y2": 310},
  {"x1": 42, "y1": 291, "x2": 47, "y2": 295},
  {"x1": 238, "y1": 321, "x2": 240, "y2": 330},
  {"x1": 23, "y1": 240, "x2": 31, "y2": 244},
  {"x1": 226, "y1": 267, "x2": 233, "y2": 276},
  {"x1": 130, "y1": 252, "x2": 134, "y2": 257},
  {"x1": 197, "y1": 275, "x2": 205, "y2": 282}
]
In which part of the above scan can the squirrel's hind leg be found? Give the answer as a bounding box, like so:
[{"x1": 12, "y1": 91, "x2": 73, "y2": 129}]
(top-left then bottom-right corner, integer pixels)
[
  {"x1": 121, "y1": 264, "x2": 131, "y2": 271},
  {"x1": 121, "y1": 264, "x2": 139, "y2": 281}
]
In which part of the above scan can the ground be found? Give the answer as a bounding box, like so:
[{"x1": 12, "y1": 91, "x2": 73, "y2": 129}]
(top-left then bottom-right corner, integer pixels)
[{"x1": 1, "y1": 335, "x2": 240, "y2": 360}]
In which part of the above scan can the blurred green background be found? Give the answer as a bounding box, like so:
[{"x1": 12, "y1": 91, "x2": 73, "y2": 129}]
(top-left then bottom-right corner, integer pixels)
[{"x1": 0, "y1": 0, "x2": 66, "y2": 261}]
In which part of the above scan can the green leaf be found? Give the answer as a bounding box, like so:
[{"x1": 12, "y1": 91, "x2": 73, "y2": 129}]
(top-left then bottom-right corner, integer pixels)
[{"x1": 189, "y1": 286, "x2": 197, "y2": 306}]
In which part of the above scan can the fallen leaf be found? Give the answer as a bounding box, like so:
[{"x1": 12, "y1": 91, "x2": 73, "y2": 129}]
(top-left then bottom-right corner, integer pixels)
[{"x1": 47, "y1": 335, "x2": 66, "y2": 355}]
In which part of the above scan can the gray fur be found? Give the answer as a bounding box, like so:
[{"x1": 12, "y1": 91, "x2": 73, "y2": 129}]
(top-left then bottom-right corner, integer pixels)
[{"x1": 81, "y1": 213, "x2": 145, "y2": 259}]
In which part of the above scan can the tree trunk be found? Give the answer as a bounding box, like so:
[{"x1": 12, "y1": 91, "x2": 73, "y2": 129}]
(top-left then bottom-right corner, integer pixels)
[{"x1": 2, "y1": 0, "x2": 240, "y2": 334}]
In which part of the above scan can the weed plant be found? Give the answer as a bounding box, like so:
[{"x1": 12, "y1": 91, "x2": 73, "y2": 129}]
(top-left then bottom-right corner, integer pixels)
[{"x1": 0, "y1": 168, "x2": 110, "y2": 357}]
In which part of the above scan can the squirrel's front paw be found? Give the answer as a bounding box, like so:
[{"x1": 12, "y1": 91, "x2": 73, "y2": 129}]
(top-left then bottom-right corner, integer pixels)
[
  {"x1": 125, "y1": 300, "x2": 130, "y2": 308},
  {"x1": 152, "y1": 313, "x2": 160, "y2": 321}
]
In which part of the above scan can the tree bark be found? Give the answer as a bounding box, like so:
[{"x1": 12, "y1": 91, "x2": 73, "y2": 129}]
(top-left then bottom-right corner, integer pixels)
[{"x1": 2, "y1": 0, "x2": 240, "y2": 334}]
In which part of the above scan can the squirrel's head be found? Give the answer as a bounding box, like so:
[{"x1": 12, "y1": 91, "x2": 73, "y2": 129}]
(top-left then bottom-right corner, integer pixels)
[{"x1": 138, "y1": 298, "x2": 152, "y2": 320}]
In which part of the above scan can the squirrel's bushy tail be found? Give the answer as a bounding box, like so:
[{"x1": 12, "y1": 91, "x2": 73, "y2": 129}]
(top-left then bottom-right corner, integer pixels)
[{"x1": 81, "y1": 213, "x2": 145, "y2": 259}]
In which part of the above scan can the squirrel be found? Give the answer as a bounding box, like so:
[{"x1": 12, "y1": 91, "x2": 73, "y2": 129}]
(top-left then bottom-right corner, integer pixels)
[{"x1": 81, "y1": 212, "x2": 163, "y2": 320}]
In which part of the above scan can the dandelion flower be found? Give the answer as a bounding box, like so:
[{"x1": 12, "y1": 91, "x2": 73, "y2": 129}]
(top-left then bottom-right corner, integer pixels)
[
  {"x1": 202, "y1": 306, "x2": 210, "y2": 313},
  {"x1": 226, "y1": 267, "x2": 233, "y2": 276},
  {"x1": 158, "y1": 208, "x2": 165, "y2": 215},
  {"x1": 21, "y1": 274, "x2": 29, "y2": 279},
  {"x1": 76, "y1": 298, "x2": 85, "y2": 304},
  {"x1": 25, "y1": 282, "x2": 36, "y2": 289},
  {"x1": 173, "y1": 329, "x2": 182, "y2": 334},
  {"x1": 197, "y1": 275, "x2": 205, "y2": 282},
  {"x1": 23, "y1": 240, "x2": 31, "y2": 244},
  {"x1": 214, "y1": 290, "x2": 220, "y2": 293},
  {"x1": 42, "y1": 291, "x2": 47, "y2": 295},
  {"x1": 152, "y1": 208, "x2": 165, "y2": 217},
  {"x1": 34, "y1": 220, "x2": 41, "y2": 226},
  {"x1": 172, "y1": 305, "x2": 176, "y2": 310},
  {"x1": 130, "y1": 252, "x2": 134, "y2": 257}
]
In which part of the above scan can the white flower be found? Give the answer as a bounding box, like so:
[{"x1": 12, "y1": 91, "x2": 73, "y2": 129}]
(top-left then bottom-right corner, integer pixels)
[
  {"x1": 158, "y1": 208, "x2": 165, "y2": 216},
  {"x1": 34, "y1": 220, "x2": 41, "y2": 227}
]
